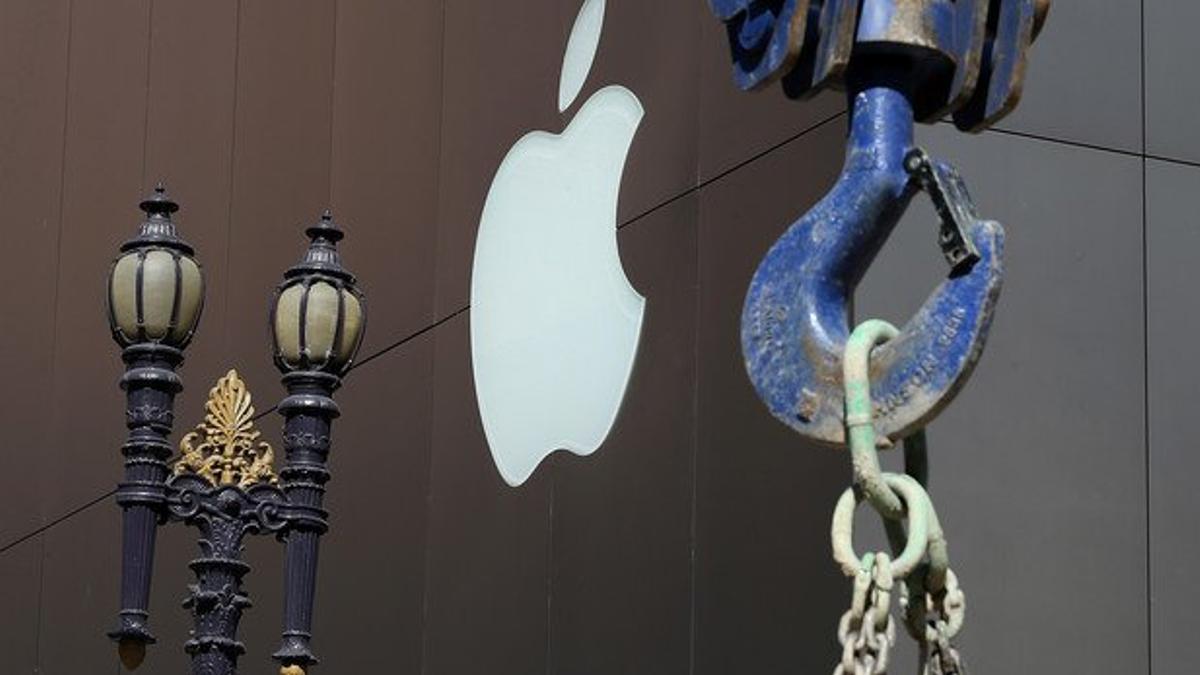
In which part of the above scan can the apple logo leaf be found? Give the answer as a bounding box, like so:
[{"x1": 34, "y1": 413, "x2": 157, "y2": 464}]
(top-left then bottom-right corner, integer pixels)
[{"x1": 559, "y1": 0, "x2": 606, "y2": 112}]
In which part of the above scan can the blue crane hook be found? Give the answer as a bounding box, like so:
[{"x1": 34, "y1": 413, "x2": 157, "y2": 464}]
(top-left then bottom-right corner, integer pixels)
[
  {"x1": 742, "y1": 84, "x2": 1002, "y2": 445},
  {"x1": 708, "y1": 0, "x2": 1048, "y2": 446}
]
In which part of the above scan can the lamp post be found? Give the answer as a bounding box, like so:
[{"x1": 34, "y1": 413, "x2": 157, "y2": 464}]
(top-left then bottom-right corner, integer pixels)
[{"x1": 107, "y1": 187, "x2": 365, "y2": 675}]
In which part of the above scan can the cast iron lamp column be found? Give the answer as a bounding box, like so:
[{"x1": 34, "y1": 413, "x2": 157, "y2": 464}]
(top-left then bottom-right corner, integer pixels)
[
  {"x1": 107, "y1": 185, "x2": 204, "y2": 669},
  {"x1": 107, "y1": 189, "x2": 365, "y2": 675},
  {"x1": 270, "y1": 212, "x2": 365, "y2": 674}
]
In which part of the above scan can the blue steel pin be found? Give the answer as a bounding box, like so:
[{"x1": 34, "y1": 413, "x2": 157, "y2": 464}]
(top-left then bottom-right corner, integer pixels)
[{"x1": 708, "y1": 0, "x2": 1048, "y2": 445}]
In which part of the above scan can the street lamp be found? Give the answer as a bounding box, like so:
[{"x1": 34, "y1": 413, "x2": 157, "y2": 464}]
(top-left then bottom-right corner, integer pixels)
[
  {"x1": 268, "y1": 210, "x2": 365, "y2": 673},
  {"x1": 107, "y1": 187, "x2": 365, "y2": 675}
]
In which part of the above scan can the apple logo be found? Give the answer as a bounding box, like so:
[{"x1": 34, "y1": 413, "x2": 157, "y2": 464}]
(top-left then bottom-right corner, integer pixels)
[{"x1": 469, "y1": 0, "x2": 646, "y2": 487}]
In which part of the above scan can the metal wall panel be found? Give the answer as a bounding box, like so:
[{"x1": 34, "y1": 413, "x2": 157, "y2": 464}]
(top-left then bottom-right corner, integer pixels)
[
  {"x1": 222, "y1": 0, "x2": 337, "y2": 405},
  {"x1": 579, "y1": 0, "x2": 701, "y2": 226},
  {"x1": 0, "y1": 3, "x2": 1181, "y2": 675},
  {"x1": 434, "y1": 0, "x2": 563, "y2": 318},
  {"x1": 547, "y1": 195, "x2": 699, "y2": 675},
  {"x1": 139, "y1": 2, "x2": 242, "y2": 516},
  {"x1": 44, "y1": 0, "x2": 151, "y2": 542},
  {"x1": 996, "y1": 0, "x2": 1142, "y2": 153},
  {"x1": 312, "y1": 337, "x2": 435, "y2": 674},
  {"x1": 39, "y1": 502, "x2": 125, "y2": 673},
  {"x1": 0, "y1": 535, "x2": 41, "y2": 673},
  {"x1": 424, "y1": 313, "x2": 552, "y2": 675},
  {"x1": 0, "y1": 0, "x2": 70, "y2": 545},
  {"x1": 1145, "y1": 1, "x2": 1200, "y2": 163},
  {"x1": 697, "y1": 19, "x2": 843, "y2": 183},
  {"x1": 694, "y1": 119, "x2": 848, "y2": 675},
  {"x1": 40, "y1": 482, "x2": 226, "y2": 675},
  {"x1": 1147, "y1": 158, "x2": 1200, "y2": 675},
  {"x1": 330, "y1": 0, "x2": 443, "y2": 352},
  {"x1": 857, "y1": 127, "x2": 1147, "y2": 674}
]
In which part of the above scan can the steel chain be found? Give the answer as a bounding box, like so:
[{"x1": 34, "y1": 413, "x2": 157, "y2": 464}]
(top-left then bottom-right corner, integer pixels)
[
  {"x1": 834, "y1": 553, "x2": 898, "y2": 675},
  {"x1": 833, "y1": 320, "x2": 972, "y2": 675},
  {"x1": 899, "y1": 568, "x2": 968, "y2": 674}
]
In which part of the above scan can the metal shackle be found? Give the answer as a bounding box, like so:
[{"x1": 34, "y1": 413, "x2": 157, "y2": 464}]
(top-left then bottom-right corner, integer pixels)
[{"x1": 708, "y1": 0, "x2": 1050, "y2": 131}]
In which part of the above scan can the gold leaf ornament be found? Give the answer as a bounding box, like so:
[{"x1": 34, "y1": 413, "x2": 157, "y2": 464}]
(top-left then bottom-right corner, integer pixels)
[{"x1": 175, "y1": 369, "x2": 278, "y2": 488}]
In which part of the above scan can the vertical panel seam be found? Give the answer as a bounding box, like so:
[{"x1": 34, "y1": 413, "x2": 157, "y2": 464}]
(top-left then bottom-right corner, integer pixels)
[
  {"x1": 326, "y1": 0, "x2": 339, "y2": 208},
  {"x1": 34, "y1": 534, "x2": 46, "y2": 674},
  {"x1": 419, "y1": 4, "x2": 451, "y2": 671},
  {"x1": 429, "y1": 0, "x2": 453, "y2": 318},
  {"x1": 432, "y1": 0, "x2": 451, "y2": 329},
  {"x1": 40, "y1": 15, "x2": 75, "y2": 661},
  {"x1": 1142, "y1": 153, "x2": 1152, "y2": 672},
  {"x1": 688, "y1": 193, "x2": 700, "y2": 675},
  {"x1": 139, "y1": 0, "x2": 155, "y2": 187},
  {"x1": 1141, "y1": 0, "x2": 1151, "y2": 671},
  {"x1": 222, "y1": 0, "x2": 243, "y2": 353},
  {"x1": 688, "y1": 7, "x2": 702, "y2": 675}
]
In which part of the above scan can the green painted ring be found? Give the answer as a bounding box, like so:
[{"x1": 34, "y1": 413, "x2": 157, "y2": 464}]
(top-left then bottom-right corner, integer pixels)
[{"x1": 831, "y1": 472, "x2": 932, "y2": 579}]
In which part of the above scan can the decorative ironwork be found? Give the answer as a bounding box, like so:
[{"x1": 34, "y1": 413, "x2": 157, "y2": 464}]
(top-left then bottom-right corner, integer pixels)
[
  {"x1": 109, "y1": 189, "x2": 364, "y2": 675},
  {"x1": 175, "y1": 370, "x2": 278, "y2": 489}
]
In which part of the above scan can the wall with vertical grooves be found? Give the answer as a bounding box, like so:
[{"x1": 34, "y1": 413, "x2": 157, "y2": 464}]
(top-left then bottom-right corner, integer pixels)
[{"x1": 0, "y1": 1, "x2": 1189, "y2": 674}]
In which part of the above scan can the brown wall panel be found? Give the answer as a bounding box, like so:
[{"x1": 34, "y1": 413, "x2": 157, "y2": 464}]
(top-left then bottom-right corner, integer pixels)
[
  {"x1": 697, "y1": 17, "x2": 844, "y2": 182},
  {"x1": 330, "y1": 0, "x2": 443, "y2": 354},
  {"x1": 578, "y1": 0, "x2": 700, "y2": 224},
  {"x1": 547, "y1": 196, "x2": 699, "y2": 675},
  {"x1": 44, "y1": 0, "x2": 151, "y2": 534},
  {"x1": 858, "y1": 127, "x2": 1148, "y2": 674},
  {"x1": 694, "y1": 119, "x2": 848, "y2": 675},
  {"x1": 434, "y1": 0, "x2": 563, "y2": 318},
  {"x1": 222, "y1": 0, "x2": 337, "y2": 407},
  {"x1": 41, "y1": 495, "x2": 204, "y2": 675},
  {"x1": 310, "y1": 336, "x2": 435, "y2": 673},
  {"x1": 0, "y1": 535, "x2": 41, "y2": 672},
  {"x1": 7, "y1": 3, "x2": 1162, "y2": 675},
  {"x1": 39, "y1": 501, "x2": 123, "y2": 673},
  {"x1": 0, "y1": 0, "x2": 70, "y2": 545},
  {"x1": 1148, "y1": 160, "x2": 1200, "y2": 673},
  {"x1": 424, "y1": 313, "x2": 552, "y2": 675},
  {"x1": 141, "y1": 0, "x2": 240, "y2": 438}
]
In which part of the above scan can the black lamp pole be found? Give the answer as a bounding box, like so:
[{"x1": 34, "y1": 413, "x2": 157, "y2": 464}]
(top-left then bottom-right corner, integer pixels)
[
  {"x1": 270, "y1": 212, "x2": 365, "y2": 673},
  {"x1": 107, "y1": 188, "x2": 365, "y2": 675},
  {"x1": 108, "y1": 186, "x2": 201, "y2": 669}
]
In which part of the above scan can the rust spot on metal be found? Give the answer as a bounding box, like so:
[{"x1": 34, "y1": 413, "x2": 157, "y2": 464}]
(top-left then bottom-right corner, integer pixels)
[{"x1": 797, "y1": 388, "x2": 820, "y2": 422}]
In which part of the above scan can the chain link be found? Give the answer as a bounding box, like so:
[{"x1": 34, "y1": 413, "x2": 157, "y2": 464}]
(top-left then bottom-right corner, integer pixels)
[
  {"x1": 927, "y1": 634, "x2": 966, "y2": 675},
  {"x1": 834, "y1": 553, "x2": 898, "y2": 675},
  {"x1": 928, "y1": 569, "x2": 967, "y2": 675},
  {"x1": 900, "y1": 568, "x2": 968, "y2": 675}
]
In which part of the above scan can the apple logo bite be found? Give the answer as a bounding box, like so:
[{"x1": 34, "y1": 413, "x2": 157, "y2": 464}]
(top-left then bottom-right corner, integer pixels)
[{"x1": 469, "y1": 0, "x2": 646, "y2": 487}]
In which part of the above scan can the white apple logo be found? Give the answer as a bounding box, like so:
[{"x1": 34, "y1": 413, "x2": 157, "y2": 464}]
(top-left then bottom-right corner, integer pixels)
[{"x1": 469, "y1": 0, "x2": 646, "y2": 487}]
